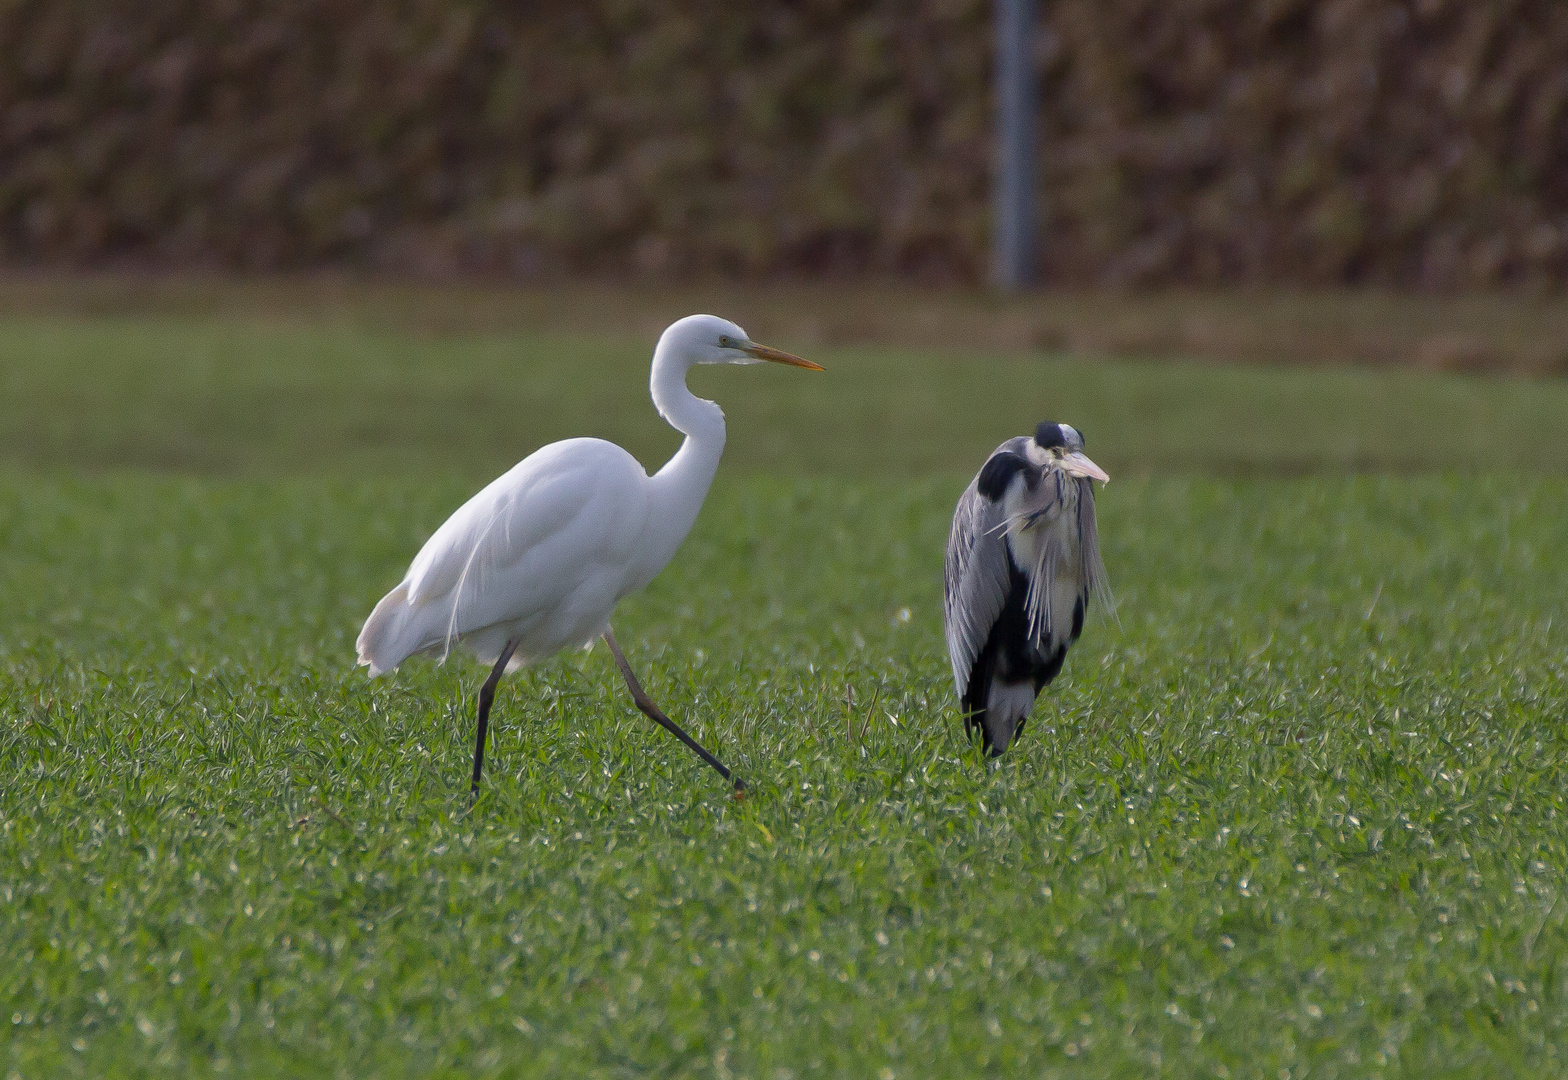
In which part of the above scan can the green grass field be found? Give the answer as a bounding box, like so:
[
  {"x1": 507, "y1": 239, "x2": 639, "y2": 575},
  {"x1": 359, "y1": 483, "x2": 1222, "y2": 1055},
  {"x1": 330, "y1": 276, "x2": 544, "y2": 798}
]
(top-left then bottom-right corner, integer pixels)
[{"x1": 3, "y1": 292, "x2": 1568, "y2": 1077}]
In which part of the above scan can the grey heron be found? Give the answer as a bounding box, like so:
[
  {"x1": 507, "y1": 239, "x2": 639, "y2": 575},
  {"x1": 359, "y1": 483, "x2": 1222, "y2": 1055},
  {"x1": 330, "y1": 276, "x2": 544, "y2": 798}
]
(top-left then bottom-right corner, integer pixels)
[
  {"x1": 356, "y1": 314, "x2": 822, "y2": 799},
  {"x1": 943, "y1": 421, "x2": 1112, "y2": 754}
]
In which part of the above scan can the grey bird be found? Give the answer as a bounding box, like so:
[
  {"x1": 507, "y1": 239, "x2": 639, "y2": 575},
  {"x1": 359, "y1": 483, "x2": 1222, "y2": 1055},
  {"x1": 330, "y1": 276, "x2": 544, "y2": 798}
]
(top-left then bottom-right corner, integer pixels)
[{"x1": 943, "y1": 421, "x2": 1113, "y2": 754}]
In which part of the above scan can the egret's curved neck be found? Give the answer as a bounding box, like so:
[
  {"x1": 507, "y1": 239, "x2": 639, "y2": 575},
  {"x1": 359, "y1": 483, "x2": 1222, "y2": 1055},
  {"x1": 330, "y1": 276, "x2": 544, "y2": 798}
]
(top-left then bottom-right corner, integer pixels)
[
  {"x1": 645, "y1": 344, "x2": 727, "y2": 556},
  {"x1": 651, "y1": 346, "x2": 726, "y2": 450}
]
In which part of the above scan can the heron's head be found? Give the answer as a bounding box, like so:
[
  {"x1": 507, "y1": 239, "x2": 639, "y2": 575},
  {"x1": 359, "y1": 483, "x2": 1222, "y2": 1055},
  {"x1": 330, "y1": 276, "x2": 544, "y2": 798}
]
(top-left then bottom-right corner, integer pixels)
[
  {"x1": 1031, "y1": 421, "x2": 1110, "y2": 483},
  {"x1": 660, "y1": 314, "x2": 823, "y2": 370}
]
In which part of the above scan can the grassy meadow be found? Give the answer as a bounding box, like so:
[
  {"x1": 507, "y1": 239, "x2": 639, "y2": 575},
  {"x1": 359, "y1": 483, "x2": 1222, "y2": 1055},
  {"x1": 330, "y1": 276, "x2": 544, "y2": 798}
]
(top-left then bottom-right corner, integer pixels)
[{"x1": 2, "y1": 285, "x2": 1567, "y2": 1077}]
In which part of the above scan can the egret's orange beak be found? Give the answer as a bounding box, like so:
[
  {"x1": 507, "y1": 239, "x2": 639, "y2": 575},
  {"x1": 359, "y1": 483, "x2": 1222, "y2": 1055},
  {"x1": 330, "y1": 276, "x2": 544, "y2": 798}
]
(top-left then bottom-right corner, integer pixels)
[
  {"x1": 743, "y1": 342, "x2": 823, "y2": 370},
  {"x1": 1060, "y1": 451, "x2": 1110, "y2": 484}
]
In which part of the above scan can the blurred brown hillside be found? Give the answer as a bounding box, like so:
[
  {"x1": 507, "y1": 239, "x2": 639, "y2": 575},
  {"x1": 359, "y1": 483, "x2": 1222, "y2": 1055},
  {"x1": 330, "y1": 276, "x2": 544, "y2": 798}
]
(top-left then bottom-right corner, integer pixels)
[{"x1": 2, "y1": 1, "x2": 1566, "y2": 287}]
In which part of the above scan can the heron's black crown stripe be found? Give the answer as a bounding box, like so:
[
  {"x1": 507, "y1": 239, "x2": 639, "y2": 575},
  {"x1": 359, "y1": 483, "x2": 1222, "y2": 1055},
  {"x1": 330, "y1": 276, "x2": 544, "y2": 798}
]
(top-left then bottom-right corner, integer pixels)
[
  {"x1": 977, "y1": 451, "x2": 1031, "y2": 501},
  {"x1": 1034, "y1": 422, "x2": 1066, "y2": 449}
]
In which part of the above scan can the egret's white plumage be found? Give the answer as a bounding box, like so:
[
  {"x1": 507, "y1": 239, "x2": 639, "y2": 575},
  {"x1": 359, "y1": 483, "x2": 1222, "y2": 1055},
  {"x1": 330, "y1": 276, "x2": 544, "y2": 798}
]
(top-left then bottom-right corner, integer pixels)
[
  {"x1": 358, "y1": 437, "x2": 665, "y2": 675},
  {"x1": 357, "y1": 314, "x2": 820, "y2": 794}
]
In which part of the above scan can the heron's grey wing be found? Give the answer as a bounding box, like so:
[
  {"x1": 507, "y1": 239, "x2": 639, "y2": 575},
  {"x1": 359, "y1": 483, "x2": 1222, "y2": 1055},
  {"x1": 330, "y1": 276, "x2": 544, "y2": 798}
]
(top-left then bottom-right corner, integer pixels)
[{"x1": 943, "y1": 480, "x2": 1015, "y2": 698}]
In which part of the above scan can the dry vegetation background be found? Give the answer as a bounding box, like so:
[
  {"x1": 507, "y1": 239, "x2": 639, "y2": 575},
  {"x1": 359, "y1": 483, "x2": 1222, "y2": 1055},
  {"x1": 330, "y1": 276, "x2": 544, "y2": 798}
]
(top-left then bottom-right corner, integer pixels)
[{"x1": 2, "y1": 0, "x2": 1567, "y2": 287}]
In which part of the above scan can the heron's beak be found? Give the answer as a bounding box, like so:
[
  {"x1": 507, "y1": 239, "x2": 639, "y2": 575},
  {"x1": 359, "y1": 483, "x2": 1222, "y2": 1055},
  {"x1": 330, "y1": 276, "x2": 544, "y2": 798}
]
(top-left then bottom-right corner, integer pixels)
[
  {"x1": 743, "y1": 341, "x2": 824, "y2": 370},
  {"x1": 1060, "y1": 451, "x2": 1110, "y2": 484}
]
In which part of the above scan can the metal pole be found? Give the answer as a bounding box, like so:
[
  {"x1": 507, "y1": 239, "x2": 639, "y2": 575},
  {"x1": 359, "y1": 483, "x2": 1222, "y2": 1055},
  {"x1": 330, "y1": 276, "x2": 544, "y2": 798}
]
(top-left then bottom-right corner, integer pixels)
[{"x1": 992, "y1": 0, "x2": 1036, "y2": 289}]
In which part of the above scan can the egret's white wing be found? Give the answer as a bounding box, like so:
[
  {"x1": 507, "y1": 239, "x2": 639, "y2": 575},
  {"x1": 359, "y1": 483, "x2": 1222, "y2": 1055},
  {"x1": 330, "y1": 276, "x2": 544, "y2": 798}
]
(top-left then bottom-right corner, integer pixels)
[
  {"x1": 407, "y1": 440, "x2": 643, "y2": 605},
  {"x1": 359, "y1": 439, "x2": 651, "y2": 672}
]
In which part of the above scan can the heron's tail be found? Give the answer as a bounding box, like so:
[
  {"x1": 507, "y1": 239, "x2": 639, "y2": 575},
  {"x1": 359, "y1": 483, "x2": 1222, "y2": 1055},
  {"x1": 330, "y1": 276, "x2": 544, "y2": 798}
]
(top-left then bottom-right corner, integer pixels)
[{"x1": 356, "y1": 580, "x2": 425, "y2": 677}]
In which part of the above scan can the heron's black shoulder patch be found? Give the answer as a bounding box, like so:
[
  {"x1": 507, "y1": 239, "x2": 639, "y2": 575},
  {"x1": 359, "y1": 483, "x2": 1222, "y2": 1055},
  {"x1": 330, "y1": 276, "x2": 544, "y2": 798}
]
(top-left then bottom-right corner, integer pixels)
[
  {"x1": 977, "y1": 451, "x2": 1030, "y2": 501},
  {"x1": 1034, "y1": 422, "x2": 1066, "y2": 449}
]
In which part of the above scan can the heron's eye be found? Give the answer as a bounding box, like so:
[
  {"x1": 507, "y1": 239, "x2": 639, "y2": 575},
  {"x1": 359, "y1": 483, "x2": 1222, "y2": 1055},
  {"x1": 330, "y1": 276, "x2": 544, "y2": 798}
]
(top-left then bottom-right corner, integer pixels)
[{"x1": 718, "y1": 335, "x2": 732, "y2": 348}]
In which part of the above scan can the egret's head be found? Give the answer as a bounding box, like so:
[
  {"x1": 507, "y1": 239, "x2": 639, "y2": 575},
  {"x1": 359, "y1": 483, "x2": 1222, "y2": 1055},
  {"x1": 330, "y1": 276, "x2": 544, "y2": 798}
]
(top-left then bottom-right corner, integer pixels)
[
  {"x1": 1032, "y1": 421, "x2": 1110, "y2": 483},
  {"x1": 660, "y1": 314, "x2": 823, "y2": 370}
]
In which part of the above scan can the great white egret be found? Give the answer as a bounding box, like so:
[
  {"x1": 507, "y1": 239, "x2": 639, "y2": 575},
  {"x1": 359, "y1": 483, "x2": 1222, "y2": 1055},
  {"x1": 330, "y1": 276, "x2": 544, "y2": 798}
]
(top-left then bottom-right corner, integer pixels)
[
  {"x1": 356, "y1": 314, "x2": 822, "y2": 797},
  {"x1": 943, "y1": 422, "x2": 1111, "y2": 754}
]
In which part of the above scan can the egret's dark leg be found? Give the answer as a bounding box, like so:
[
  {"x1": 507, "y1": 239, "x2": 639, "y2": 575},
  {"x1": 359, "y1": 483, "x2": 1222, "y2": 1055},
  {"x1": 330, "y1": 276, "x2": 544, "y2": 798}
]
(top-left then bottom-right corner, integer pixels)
[
  {"x1": 602, "y1": 628, "x2": 744, "y2": 794},
  {"x1": 470, "y1": 638, "x2": 520, "y2": 800}
]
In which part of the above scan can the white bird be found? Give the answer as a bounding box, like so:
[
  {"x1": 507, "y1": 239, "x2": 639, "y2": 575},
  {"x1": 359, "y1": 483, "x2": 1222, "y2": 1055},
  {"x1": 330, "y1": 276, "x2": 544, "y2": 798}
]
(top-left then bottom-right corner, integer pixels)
[
  {"x1": 943, "y1": 422, "x2": 1112, "y2": 754},
  {"x1": 356, "y1": 314, "x2": 822, "y2": 797}
]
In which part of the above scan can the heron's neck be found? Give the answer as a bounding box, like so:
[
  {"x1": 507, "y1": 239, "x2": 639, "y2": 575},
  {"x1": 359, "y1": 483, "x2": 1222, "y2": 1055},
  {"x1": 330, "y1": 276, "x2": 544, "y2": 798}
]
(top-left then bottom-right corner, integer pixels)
[{"x1": 646, "y1": 347, "x2": 727, "y2": 549}]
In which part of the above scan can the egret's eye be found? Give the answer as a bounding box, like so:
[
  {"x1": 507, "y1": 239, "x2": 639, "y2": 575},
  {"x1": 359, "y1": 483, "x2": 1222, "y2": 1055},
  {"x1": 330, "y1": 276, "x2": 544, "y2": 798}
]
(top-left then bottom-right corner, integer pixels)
[{"x1": 718, "y1": 335, "x2": 733, "y2": 348}]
